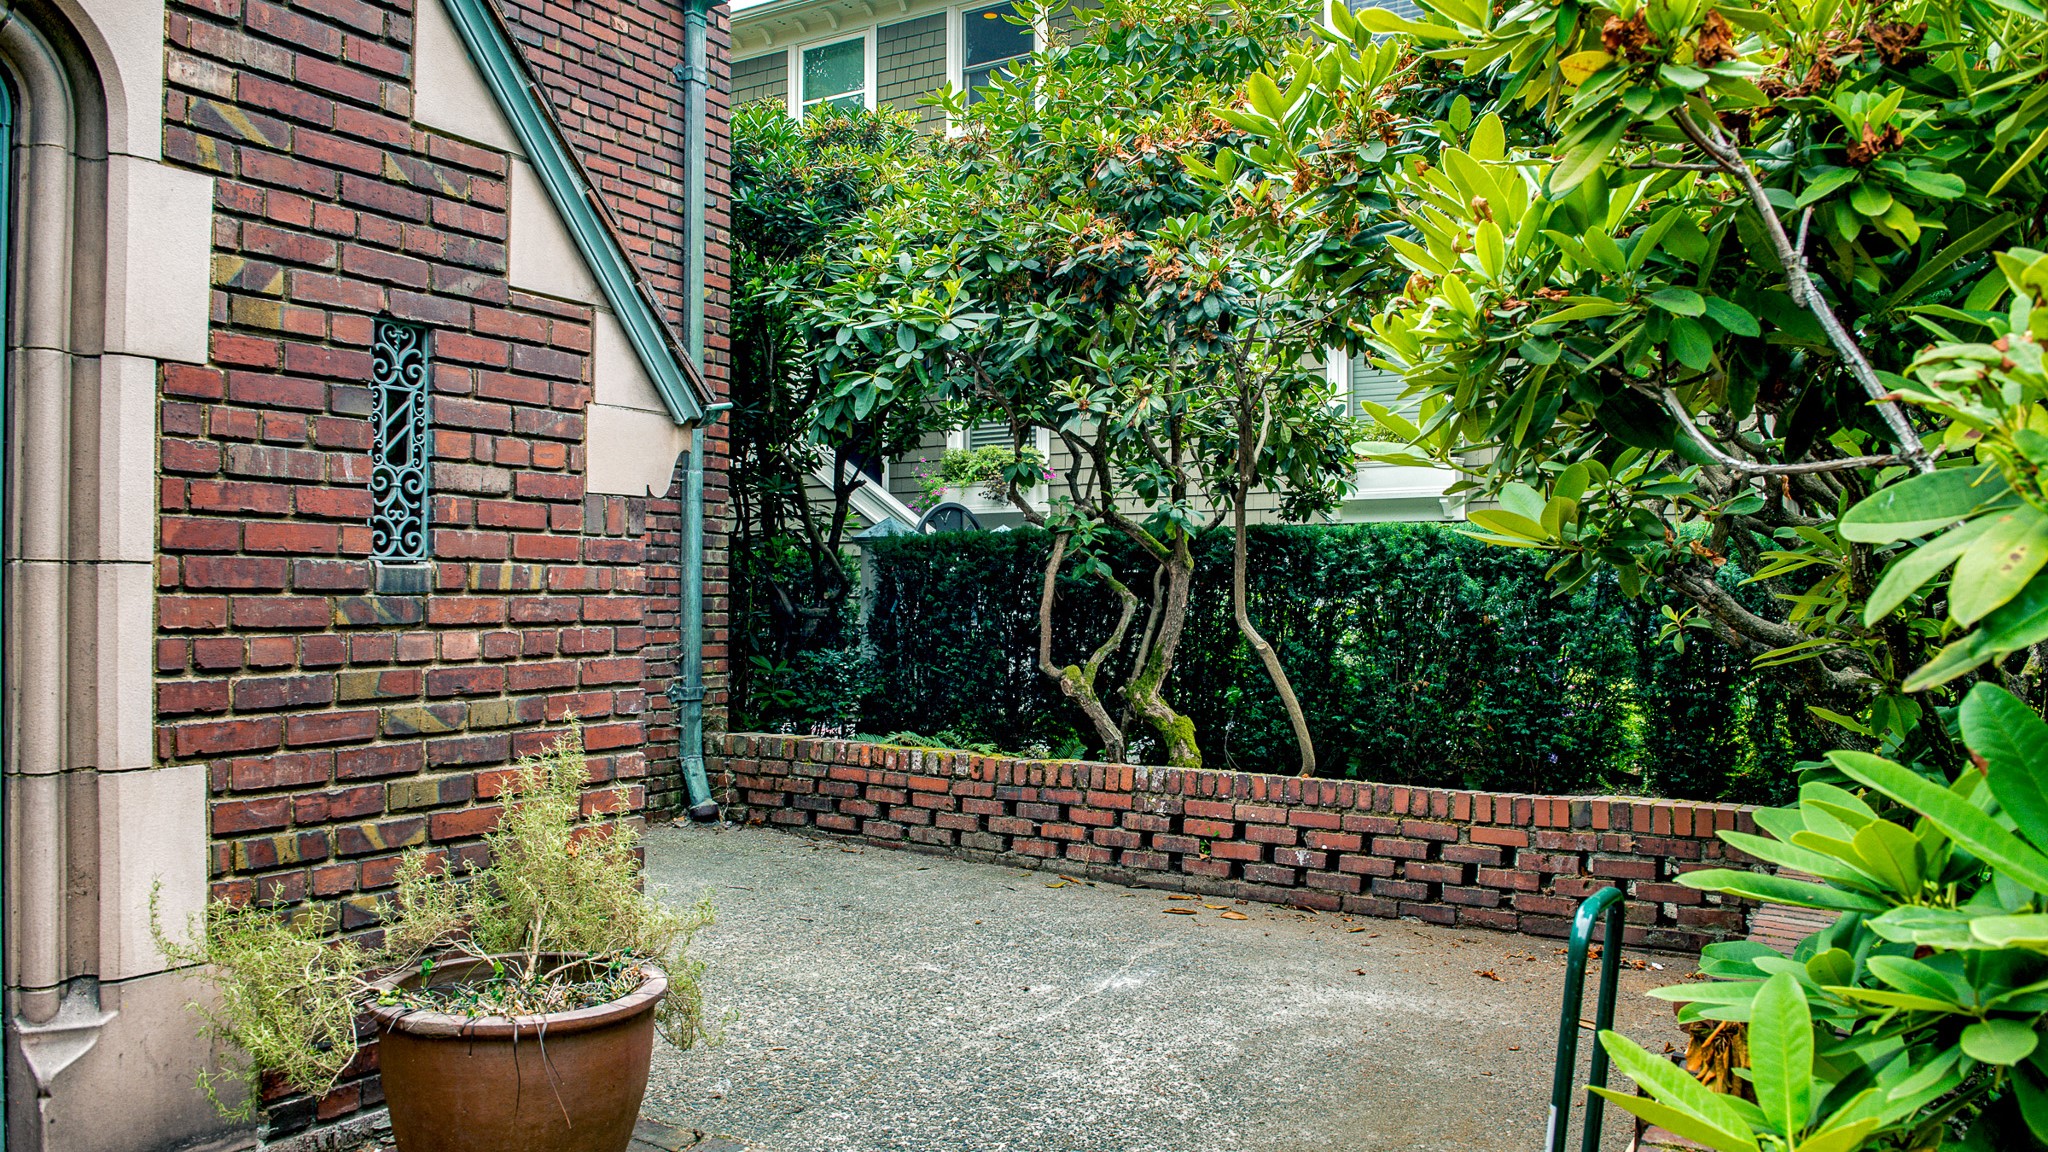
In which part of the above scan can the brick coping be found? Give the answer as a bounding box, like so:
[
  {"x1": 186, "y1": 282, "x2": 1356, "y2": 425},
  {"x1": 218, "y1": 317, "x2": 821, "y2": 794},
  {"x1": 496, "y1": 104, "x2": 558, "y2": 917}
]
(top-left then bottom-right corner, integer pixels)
[{"x1": 711, "y1": 733, "x2": 1764, "y2": 954}]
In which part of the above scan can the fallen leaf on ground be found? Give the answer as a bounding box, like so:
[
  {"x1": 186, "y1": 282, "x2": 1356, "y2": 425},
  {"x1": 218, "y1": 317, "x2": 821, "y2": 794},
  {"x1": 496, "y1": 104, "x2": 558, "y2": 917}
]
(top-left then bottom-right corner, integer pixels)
[
  {"x1": 1220, "y1": 911, "x2": 1248, "y2": 920},
  {"x1": 1167, "y1": 893, "x2": 1197, "y2": 901},
  {"x1": 1203, "y1": 904, "x2": 1227, "y2": 909},
  {"x1": 1475, "y1": 969, "x2": 1502, "y2": 981},
  {"x1": 1348, "y1": 927, "x2": 1368, "y2": 933},
  {"x1": 1352, "y1": 969, "x2": 1368, "y2": 975},
  {"x1": 1046, "y1": 881, "x2": 1068, "y2": 888},
  {"x1": 1163, "y1": 907, "x2": 1198, "y2": 915}
]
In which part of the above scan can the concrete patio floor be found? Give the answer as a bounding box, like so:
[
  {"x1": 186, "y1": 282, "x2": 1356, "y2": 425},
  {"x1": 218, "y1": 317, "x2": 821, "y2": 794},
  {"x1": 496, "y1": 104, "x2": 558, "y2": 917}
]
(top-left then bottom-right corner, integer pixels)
[{"x1": 640, "y1": 822, "x2": 1691, "y2": 1152}]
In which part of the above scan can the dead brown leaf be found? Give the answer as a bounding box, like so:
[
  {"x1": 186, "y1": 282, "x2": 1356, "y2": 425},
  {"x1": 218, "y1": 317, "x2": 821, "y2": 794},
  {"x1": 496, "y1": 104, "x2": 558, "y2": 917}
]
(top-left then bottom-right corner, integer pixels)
[
  {"x1": 1163, "y1": 907, "x2": 1199, "y2": 916},
  {"x1": 1475, "y1": 969, "x2": 1502, "y2": 981},
  {"x1": 1220, "y1": 910, "x2": 1249, "y2": 920}
]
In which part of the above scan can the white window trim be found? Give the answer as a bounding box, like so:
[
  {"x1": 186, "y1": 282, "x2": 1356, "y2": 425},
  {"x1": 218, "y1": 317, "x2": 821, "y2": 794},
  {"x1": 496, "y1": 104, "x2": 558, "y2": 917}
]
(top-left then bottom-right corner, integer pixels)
[
  {"x1": 947, "y1": 1, "x2": 1046, "y2": 132},
  {"x1": 949, "y1": 1, "x2": 1041, "y2": 99},
  {"x1": 786, "y1": 26, "x2": 878, "y2": 118}
]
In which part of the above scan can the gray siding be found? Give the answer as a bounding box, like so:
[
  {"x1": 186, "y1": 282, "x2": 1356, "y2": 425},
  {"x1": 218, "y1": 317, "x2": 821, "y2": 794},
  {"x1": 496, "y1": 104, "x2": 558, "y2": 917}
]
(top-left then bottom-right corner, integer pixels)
[
  {"x1": 734, "y1": 53, "x2": 789, "y2": 108},
  {"x1": 1350, "y1": 351, "x2": 1416, "y2": 417},
  {"x1": 1050, "y1": 0, "x2": 1100, "y2": 39},
  {"x1": 879, "y1": 15, "x2": 949, "y2": 132}
]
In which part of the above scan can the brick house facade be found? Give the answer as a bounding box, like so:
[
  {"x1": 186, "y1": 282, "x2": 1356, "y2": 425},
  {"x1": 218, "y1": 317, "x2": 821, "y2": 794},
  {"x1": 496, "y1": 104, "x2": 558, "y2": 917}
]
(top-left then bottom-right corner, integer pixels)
[{"x1": 0, "y1": 2, "x2": 732, "y2": 1149}]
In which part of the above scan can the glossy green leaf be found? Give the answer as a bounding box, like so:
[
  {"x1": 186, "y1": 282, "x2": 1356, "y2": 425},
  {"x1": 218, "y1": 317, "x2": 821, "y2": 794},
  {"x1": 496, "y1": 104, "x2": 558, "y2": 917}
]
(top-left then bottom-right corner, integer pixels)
[
  {"x1": 1948, "y1": 504, "x2": 2048, "y2": 625},
  {"x1": 1866, "y1": 955, "x2": 1966, "y2": 1006},
  {"x1": 1648, "y1": 286, "x2": 1707, "y2": 316},
  {"x1": 1870, "y1": 906, "x2": 1986, "y2": 950},
  {"x1": 1588, "y1": 1087, "x2": 1760, "y2": 1152},
  {"x1": 1719, "y1": 831, "x2": 1879, "y2": 891},
  {"x1": 1805, "y1": 947, "x2": 1855, "y2": 986},
  {"x1": 1467, "y1": 509, "x2": 1548, "y2": 540},
  {"x1": 1751, "y1": 973, "x2": 1814, "y2": 1138},
  {"x1": 1850, "y1": 820, "x2": 1925, "y2": 897},
  {"x1": 2017, "y1": 1050, "x2": 2048, "y2": 1142},
  {"x1": 1538, "y1": 299, "x2": 1632, "y2": 324},
  {"x1": 1595, "y1": 1031, "x2": 1762, "y2": 1151},
  {"x1": 1829, "y1": 751, "x2": 2048, "y2": 892},
  {"x1": 1850, "y1": 182, "x2": 1894, "y2": 218},
  {"x1": 1669, "y1": 317, "x2": 1714, "y2": 369},
  {"x1": 1864, "y1": 517, "x2": 1995, "y2": 624},
  {"x1": 1839, "y1": 467, "x2": 2004, "y2": 543},
  {"x1": 1702, "y1": 297, "x2": 1761, "y2": 336},
  {"x1": 1679, "y1": 868, "x2": 1891, "y2": 913},
  {"x1": 1960, "y1": 683, "x2": 2048, "y2": 848},
  {"x1": 1960, "y1": 1018, "x2": 2039, "y2": 1065},
  {"x1": 1791, "y1": 1119, "x2": 1882, "y2": 1152},
  {"x1": 1550, "y1": 115, "x2": 1627, "y2": 195},
  {"x1": 1973, "y1": 914, "x2": 2048, "y2": 949},
  {"x1": 1828, "y1": 986, "x2": 1959, "y2": 1013}
]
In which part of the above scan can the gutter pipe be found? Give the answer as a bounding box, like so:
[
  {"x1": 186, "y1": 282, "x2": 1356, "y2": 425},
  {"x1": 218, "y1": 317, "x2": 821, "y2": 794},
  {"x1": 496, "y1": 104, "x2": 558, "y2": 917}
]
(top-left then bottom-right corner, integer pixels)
[{"x1": 675, "y1": 0, "x2": 722, "y2": 821}]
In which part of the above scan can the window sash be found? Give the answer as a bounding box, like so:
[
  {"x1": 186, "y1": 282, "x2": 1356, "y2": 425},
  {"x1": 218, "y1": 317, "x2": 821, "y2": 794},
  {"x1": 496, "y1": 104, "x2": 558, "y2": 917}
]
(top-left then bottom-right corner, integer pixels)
[
  {"x1": 962, "y1": 2, "x2": 1032, "y2": 103},
  {"x1": 801, "y1": 38, "x2": 867, "y2": 112}
]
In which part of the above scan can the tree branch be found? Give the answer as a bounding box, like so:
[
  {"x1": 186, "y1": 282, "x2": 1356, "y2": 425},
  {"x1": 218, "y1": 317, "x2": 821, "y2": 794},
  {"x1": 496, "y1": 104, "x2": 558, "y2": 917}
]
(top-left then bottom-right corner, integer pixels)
[
  {"x1": 1659, "y1": 388, "x2": 1903, "y2": 475},
  {"x1": 1671, "y1": 109, "x2": 1935, "y2": 475}
]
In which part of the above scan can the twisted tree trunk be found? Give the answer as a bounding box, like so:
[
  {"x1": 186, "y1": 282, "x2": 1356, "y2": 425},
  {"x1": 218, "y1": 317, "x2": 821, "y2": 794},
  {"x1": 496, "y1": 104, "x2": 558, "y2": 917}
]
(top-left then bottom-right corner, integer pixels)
[
  {"x1": 1035, "y1": 531, "x2": 1137, "y2": 761},
  {"x1": 1230, "y1": 378, "x2": 1315, "y2": 776}
]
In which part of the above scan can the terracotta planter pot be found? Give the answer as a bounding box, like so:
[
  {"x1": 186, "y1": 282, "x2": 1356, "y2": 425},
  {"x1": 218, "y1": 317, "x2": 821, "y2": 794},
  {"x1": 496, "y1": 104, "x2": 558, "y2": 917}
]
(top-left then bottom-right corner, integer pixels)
[{"x1": 364, "y1": 955, "x2": 667, "y2": 1152}]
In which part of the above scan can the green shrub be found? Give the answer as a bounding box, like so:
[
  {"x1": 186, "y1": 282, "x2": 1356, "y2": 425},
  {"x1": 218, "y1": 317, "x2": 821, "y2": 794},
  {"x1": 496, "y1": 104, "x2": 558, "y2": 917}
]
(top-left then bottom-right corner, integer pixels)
[
  {"x1": 738, "y1": 523, "x2": 1825, "y2": 800},
  {"x1": 1605, "y1": 682, "x2": 2048, "y2": 1151}
]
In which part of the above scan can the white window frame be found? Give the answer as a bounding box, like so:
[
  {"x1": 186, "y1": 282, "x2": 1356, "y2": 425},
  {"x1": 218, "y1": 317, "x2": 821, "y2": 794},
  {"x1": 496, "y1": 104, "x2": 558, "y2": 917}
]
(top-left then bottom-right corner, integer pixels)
[
  {"x1": 949, "y1": 1, "x2": 1041, "y2": 107},
  {"x1": 786, "y1": 27, "x2": 879, "y2": 119}
]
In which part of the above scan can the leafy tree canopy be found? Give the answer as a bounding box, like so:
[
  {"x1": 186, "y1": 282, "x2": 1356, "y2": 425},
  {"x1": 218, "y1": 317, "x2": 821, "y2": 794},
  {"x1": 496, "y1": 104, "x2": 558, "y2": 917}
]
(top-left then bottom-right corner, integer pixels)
[
  {"x1": 1219, "y1": 0, "x2": 2048, "y2": 767},
  {"x1": 791, "y1": 0, "x2": 1363, "y2": 768}
]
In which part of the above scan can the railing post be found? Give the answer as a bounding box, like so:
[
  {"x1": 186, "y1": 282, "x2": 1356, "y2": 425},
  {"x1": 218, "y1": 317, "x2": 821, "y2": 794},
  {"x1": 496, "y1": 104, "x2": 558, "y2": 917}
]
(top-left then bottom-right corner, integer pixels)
[{"x1": 1545, "y1": 887, "x2": 1627, "y2": 1152}]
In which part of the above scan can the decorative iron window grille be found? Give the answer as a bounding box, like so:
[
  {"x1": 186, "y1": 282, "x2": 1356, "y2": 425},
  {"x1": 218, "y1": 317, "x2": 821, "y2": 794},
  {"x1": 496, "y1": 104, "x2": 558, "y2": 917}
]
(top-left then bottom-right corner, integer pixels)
[{"x1": 371, "y1": 319, "x2": 432, "y2": 561}]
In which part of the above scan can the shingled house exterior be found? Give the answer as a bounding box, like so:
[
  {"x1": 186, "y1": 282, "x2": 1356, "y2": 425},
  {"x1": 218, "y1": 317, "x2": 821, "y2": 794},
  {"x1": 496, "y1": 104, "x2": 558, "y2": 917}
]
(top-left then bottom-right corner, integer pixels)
[{"x1": 0, "y1": 2, "x2": 733, "y2": 1148}]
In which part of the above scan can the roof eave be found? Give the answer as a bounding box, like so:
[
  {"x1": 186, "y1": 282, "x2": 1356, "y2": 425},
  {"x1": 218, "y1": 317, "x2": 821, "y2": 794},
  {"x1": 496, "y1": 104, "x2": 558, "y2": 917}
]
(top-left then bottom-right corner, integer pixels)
[{"x1": 440, "y1": 0, "x2": 712, "y2": 425}]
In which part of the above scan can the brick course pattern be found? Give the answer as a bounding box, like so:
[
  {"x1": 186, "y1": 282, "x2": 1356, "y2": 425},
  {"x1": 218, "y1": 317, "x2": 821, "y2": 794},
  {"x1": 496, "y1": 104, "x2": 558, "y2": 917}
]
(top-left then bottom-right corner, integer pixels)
[
  {"x1": 156, "y1": 0, "x2": 731, "y2": 1135},
  {"x1": 714, "y1": 734, "x2": 1766, "y2": 954}
]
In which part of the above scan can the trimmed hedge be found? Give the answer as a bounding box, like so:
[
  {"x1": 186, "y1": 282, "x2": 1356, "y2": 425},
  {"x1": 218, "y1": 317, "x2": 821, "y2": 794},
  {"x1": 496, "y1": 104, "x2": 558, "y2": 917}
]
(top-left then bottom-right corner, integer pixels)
[{"x1": 737, "y1": 524, "x2": 1823, "y2": 803}]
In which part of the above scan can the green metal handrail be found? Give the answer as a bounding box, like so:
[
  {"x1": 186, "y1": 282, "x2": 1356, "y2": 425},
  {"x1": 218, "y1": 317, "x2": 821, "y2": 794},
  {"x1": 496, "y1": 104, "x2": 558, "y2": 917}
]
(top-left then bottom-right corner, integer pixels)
[{"x1": 1546, "y1": 886, "x2": 1626, "y2": 1152}]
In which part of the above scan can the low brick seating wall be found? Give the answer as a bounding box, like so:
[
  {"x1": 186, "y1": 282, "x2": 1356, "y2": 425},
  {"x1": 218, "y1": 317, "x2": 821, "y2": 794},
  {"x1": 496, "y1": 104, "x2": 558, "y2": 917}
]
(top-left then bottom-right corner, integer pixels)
[{"x1": 711, "y1": 734, "x2": 1764, "y2": 953}]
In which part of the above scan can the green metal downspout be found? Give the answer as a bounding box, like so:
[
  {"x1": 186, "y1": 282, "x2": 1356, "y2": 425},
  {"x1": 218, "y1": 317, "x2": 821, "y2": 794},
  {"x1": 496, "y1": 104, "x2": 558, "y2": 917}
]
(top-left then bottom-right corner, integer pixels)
[{"x1": 674, "y1": 0, "x2": 723, "y2": 821}]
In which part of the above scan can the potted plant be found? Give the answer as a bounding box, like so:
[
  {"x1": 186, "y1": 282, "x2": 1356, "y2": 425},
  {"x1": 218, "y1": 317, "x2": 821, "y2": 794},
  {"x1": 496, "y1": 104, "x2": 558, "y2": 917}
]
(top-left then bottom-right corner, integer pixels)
[
  {"x1": 157, "y1": 731, "x2": 715, "y2": 1152},
  {"x1": 917, "y1": 444, "x2": 1048, "y2": 518}
]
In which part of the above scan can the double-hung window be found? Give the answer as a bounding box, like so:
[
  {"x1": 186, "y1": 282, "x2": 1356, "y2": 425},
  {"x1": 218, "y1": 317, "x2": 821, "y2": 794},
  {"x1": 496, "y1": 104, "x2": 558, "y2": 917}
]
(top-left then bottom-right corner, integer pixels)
[
  {"x1": 961, "y1": 2, "x2": 1034, "y2": 104},
  {"x1": 800, "y1": 37, "x2": 868, "y2": 115}
]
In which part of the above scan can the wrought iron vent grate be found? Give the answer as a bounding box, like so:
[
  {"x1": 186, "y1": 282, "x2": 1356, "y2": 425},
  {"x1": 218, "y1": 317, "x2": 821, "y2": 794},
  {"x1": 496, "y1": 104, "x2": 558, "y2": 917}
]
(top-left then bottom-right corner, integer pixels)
[{"x1": 371, "y1": 318, "x2": 432, "y2": 561}]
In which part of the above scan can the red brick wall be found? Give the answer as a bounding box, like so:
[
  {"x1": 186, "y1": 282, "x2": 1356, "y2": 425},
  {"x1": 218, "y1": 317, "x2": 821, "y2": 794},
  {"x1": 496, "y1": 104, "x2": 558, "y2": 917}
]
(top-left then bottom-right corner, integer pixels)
[
  {"x1": 715, "y1": 735, "x2": 1765, "y2": 954},
  {"x1": 158, "y1": 0, "x2": 728, "y2": 1133}
]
